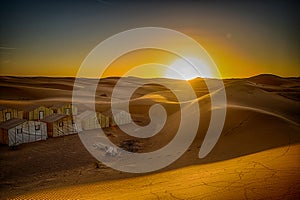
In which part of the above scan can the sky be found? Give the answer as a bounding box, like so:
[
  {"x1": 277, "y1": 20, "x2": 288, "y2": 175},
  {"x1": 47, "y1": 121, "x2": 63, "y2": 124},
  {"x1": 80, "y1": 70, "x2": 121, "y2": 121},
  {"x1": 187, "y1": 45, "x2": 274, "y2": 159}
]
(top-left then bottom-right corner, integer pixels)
[{"x1": 0, "y1": 0, "x2": 299, "y2": 78}]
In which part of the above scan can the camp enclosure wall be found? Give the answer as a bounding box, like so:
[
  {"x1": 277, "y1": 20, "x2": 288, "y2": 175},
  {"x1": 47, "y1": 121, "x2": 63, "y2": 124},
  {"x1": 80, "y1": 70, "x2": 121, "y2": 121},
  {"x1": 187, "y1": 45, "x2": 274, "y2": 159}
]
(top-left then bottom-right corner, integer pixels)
[
  {"x1": 0, "y1": 106, "x2": 23, "y2": 123},
  {"x1": 76, "y1": 110, "x2": 109, "y2": 131},
  {"x1": 50, "y1": 103, "x2": 77, "y2": 116},
  {"x1": 0, "y1": 118, "x2": 47, "y2": 146},
  {"x1": 23, "y1": 105, "x2": 53, "y2": 121},
  {"x1": 42, "y1": 114, "x2": 77, "y2": 137}
]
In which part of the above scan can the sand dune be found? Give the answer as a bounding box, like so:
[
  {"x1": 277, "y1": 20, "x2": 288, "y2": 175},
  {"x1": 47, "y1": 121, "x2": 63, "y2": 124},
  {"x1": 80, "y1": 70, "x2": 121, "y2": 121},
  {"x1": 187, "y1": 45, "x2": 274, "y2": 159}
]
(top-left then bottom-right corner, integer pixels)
[
  {"x1": 0, "y1": 74, "x2": 299, "y2": 199},
  {"x1": 8, "y1": 144, "x2": 300, "y2": 200}
]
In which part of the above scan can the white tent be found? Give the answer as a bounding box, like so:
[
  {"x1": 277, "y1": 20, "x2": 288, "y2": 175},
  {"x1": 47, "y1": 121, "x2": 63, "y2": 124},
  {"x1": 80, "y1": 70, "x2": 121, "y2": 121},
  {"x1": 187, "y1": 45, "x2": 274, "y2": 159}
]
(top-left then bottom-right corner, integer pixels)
[
  {"x1": 0, "y1": 118, "x2": 47, "y2": 146},
  {"x1": 75, "y1": 110, "x2": 109, "y2": 132},
  {"x1": 103, "y1": 109, "x2": 132, "y2": 127}
]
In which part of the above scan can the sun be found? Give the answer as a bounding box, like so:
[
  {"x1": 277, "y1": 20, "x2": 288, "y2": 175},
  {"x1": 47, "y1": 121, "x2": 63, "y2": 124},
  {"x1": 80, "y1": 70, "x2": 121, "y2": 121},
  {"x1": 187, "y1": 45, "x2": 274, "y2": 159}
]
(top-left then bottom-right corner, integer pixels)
[{"x1": 164, "y1": 57, "x2": 214, "y2": 80}]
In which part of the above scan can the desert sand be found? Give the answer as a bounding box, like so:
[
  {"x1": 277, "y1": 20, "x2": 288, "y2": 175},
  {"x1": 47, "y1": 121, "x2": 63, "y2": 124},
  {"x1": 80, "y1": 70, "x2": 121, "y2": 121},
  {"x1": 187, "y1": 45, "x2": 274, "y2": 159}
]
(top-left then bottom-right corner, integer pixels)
[{"x1": 0, "y1": 74, "x2": 299, "y2": 199}]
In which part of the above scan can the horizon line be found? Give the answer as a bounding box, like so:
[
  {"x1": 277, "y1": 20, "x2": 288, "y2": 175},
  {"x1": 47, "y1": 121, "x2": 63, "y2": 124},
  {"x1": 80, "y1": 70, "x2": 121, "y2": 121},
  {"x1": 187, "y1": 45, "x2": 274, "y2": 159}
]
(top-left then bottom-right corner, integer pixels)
[{"x1": 0, "y1": 73, "x2": 299, "y2": 80}]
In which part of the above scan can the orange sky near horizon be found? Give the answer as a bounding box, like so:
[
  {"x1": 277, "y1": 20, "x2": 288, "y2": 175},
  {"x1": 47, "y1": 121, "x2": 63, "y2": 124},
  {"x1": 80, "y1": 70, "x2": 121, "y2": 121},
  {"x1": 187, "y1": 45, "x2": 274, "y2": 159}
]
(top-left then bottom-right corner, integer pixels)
[
  {"x1": 1, "y1": 29, "x2": 299, "y2": 79},
  {"x1": 2, "y1": 33, "x2": 297, "y2": 79}
]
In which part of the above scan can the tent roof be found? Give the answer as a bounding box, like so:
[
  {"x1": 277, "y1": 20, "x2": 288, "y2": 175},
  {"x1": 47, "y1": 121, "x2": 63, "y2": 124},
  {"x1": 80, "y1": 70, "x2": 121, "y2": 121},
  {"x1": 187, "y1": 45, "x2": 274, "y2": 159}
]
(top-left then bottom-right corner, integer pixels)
[
  {"x1": 0, "y1": 118, "x2": 27, "y2": 130},
  {"x1": 41, "y1": 114, "x2": 67, "y2": 123},
  {"x1": 22, "y1": 104, "x2": 42, "y2": 112},
  {"x1": 0, "y1": 104, "x2": 24, "y2": 111},
  {"x1": 76, "y1": 110, "x2": 98, "y2": 120},
  {"x1": 6, "y1": 104, "x2": 48, "y2": 112}
]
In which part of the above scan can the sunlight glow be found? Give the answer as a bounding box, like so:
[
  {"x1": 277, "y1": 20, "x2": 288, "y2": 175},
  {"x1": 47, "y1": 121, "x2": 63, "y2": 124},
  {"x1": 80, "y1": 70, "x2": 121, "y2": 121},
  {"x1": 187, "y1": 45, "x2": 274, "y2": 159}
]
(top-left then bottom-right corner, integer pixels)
[{"x1": 164, "y1": 57, "x2": 214, "y2": 80}]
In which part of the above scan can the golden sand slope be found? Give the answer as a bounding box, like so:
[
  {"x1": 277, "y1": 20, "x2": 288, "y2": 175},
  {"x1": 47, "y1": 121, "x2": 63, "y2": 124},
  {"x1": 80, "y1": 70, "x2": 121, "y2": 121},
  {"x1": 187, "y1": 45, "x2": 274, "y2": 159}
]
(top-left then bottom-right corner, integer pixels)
[{"x1": 11, "y1": 144, "x2": 300, "y2": 200}]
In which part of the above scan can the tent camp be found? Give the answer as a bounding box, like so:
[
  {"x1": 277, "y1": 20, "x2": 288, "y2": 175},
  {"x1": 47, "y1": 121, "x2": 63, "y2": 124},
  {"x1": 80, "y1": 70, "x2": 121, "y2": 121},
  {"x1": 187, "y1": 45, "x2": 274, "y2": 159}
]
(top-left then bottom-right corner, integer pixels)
[
  {"x1": 41, "y1": 113, "x2": 77, "y2": 137},
  {"x1": 75, "y1": 110, "x2": 109, "y2": 132},
  {"x1": 0, "y1": 118, "x2": 47, "y2": 147}
]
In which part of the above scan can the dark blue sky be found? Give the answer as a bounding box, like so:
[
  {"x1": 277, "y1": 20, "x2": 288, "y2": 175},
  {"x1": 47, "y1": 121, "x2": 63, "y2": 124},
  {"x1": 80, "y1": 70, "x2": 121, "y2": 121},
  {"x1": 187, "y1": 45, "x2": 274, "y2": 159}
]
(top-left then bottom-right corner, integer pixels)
[{"x1": 0, "y1": 0, "x2": 299, "y2": 77}]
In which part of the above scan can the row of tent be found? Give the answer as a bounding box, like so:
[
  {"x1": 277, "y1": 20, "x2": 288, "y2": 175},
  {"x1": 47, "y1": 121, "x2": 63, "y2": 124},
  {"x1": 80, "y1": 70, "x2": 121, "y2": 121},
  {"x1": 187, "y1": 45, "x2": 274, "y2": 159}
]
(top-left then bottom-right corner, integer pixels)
[
  {"x1": 0, "y1": 103, "x2": 75, "y2": 123},
  {"x1": 0, "y1": 103, "x2": 132, "y2": 147}
]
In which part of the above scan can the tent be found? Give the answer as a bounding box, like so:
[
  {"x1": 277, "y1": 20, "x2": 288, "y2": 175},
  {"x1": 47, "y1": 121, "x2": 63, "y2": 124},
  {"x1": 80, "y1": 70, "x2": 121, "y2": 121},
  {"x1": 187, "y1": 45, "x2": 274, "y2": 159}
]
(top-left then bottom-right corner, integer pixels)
[
  {"x1": 103, "y1": 109, "x2": 132, "y2": 127},
  {"x1": 0, "y1": 118, "x2": 47, "y2": 147},
  {"x1": 41, "y1": 114, "x2": 77, "y2": 137},
  {"x1": 75, "y1": 110, "x2": 109, "y2": 132},
  {"x1": 0, "y1": 105, "x2": 23, "y2": 123}
]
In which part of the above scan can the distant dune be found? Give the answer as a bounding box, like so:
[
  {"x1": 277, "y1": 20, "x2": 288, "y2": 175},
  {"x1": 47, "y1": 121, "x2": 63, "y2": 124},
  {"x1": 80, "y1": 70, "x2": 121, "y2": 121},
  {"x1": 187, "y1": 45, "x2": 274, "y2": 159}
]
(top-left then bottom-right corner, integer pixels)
[{"x1": 0, "y1": 74, "x2": 299, "y2": 199}]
